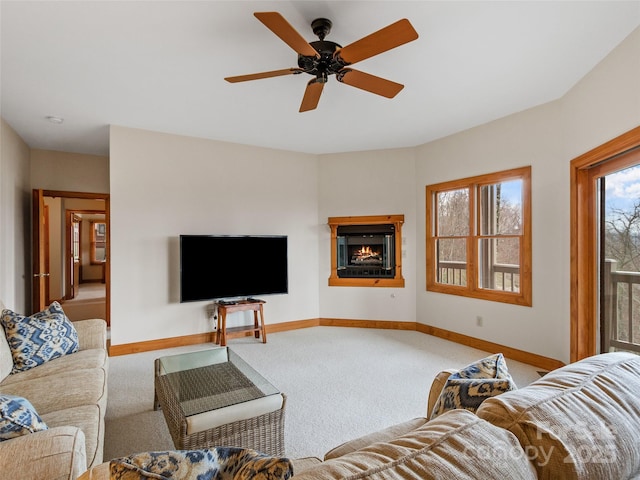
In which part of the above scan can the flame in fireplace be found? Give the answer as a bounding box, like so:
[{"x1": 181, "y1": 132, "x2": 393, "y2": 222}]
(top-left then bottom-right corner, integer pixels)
[{"x1": 354, "y1": 245, "x2": 381, "y2": 261}]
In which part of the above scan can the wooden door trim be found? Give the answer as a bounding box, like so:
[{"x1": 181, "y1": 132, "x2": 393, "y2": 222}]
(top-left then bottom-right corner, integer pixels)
[
  {"x1": 32, "y1": 190, "x2": 46, "y2": 312},
  {"x1": 34, "y1": 190, "x2": 111, "y2": 326},
  {"x1": 570, "y1": 126, "x2": 640, "y2": 362}
]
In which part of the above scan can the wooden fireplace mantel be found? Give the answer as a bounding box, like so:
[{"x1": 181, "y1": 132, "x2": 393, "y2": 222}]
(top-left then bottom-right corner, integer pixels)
[{"x1": 328, "y1": 214, "x2": 405, "y2": 288}]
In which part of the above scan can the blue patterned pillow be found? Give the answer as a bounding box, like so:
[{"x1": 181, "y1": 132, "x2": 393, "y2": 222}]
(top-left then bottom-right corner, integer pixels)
[
  {"x1": 0, "y1": 394, "x2": 48, "y2": 441},
  {"x1": 430, "y1": 353, "x2": 517, "y2": 419},
  {"x1": 0, "y1": 302, "x2": 79, "y2": 373},
  {"x1": 109, "y1": 447, "x2": 294, "y2": 480}
]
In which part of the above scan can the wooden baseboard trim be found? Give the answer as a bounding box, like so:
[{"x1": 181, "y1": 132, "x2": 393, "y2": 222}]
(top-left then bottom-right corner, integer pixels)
[
  {"x1": 108, "y1": 318, "x2": 565, "y2": 371},
  {"x1": 267, "y1": 318, "x2": 320, "y2": 333},
  {"x1": 320, "y1": 318, "x2": 417, "y2": 331},
  {"x1": 108, "y1": 319, "x2": 321, "y2": 356},
  {"x1": 415, "y1": 323, "x2": 565, "y2": 371},
  {"x1": 108, "y1": 332, "x2": 214, "y2": 356}
]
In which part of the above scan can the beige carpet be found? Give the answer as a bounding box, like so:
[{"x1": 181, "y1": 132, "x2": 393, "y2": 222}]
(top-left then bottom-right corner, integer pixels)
[
  {"x1": 62, "y1": 283, "x2": 106, "y2": 321},
  {"x1": 104, "y1": 326, "x2": 542, "y2": 461}
]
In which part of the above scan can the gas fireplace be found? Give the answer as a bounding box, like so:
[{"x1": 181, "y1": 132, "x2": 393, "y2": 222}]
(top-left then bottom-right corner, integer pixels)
[
  {"x1": 328, "y1": 215, "x2": 405, "y2": 288},
  {"x1": 336, "y1": 224, "x2": 395, "y2": 278}
]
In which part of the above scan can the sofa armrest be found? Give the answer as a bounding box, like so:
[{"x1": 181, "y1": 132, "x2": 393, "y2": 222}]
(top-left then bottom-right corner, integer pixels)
[
  {"x1": 0, "y1": 426, "x2": 87, "y2": 480},
  {"x1": 426, "y1": 369, "x2": 457, "y2": 418},
  {"x1": 74, "y1": 319, "x2": 107, "y2": 351}
]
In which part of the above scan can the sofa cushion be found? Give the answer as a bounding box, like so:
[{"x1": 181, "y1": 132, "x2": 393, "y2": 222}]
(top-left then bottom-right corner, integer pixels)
[
  {"x1": 0, "y1": 394, "x2": 48, "y2": 441},
  {"x1": 477, "y1": 352, "x2": 640, "y2": 480},
  {"x1": 0, "y1": 348, "x2": 107, "y2": 386},
  {"x1": 293, "y1": 409, "x2": 536, "y2": 480},
  {"x1": 0, "y1": 367, "x2": 107, "y2": 415},
  {"x1": 41, "y1": 403, "x2": 104, "y2": 468},
  {"x1": 109, "y1": 448, "x2": 294, "y2": 480},
  {"x1": 430, "y1": 353, "x2": 516, "y2": 419},
  {"x1": 0, "y1": 302, "x2": 79, "y2": 373},
  {"x1": 0, "y1": 425, "x2": 87, "y2": 480}
]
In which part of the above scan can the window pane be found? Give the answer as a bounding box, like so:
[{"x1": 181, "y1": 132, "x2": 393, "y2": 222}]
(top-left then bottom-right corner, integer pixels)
[
  {"x1": 479, "y1": 180, "x2": 522, "y2": 235},
  {"x1": 478, "y1": 238, "x2": 520, "y2": 292},
  {"x1": 436, "y1": 238, "x2": 467, "y2": 286},
  {"x1": 437, "y1": 189, "x2": 469, "y2": 236}
]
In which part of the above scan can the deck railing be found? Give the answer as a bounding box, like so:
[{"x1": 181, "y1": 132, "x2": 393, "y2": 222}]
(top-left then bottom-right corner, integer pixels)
[
  {"x1": 437, "y1": 261, "x2": 520, "y2": 292},
  {"x1": 603, "y1": 259, "x2": 640, "y2": 354},
  {"x1": 437, "y1": 258, "x2": 640, "y2": 354}
]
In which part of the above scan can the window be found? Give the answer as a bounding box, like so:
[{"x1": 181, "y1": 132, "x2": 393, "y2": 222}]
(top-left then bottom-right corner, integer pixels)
[
  {"x1": 426, "y1": 166, "x2": 532, "y2": 306},
  {"x1": 90, "y1": 221, "x2": 107, "y2": 264},
  {"x1": 72, "y1": 215, "x2": 81, "y2": 262}
]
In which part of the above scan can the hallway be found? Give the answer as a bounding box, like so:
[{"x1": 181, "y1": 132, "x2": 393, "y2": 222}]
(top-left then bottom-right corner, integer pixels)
[{"x1": 61, "y1": 283, "x2": 106, "y2": 321}]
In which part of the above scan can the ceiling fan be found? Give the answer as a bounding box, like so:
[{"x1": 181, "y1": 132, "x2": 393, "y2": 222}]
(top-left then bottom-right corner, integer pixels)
[{"x1": 224, "y1": 12, "x2": 419, "y2": 112}]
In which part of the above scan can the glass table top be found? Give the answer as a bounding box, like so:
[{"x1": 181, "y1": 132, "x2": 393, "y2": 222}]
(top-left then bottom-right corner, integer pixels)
[{"x1": 155, "y1": 347, "x2": 279, "y2": 417}]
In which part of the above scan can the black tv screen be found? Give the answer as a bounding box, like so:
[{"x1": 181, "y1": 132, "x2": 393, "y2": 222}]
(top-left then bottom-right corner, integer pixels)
[{"x1": 180, "y1": 235, "x2": 288, "y2": 302}]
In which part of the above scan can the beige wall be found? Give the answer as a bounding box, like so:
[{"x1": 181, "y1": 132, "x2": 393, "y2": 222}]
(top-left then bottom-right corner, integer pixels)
[
  {"x1": 31, "y1": 149, "x2": 109, "y2": 193},
  {"x1": 412, "y1": 26, "x2": 640, "y2": 363},
  {"x1": 415, "y1": 101, "x2": 566, "y2": 359},
  {"x1": 317, "y1": 147, "x2": 418, "y2": 322},
  {"x1": 109, "y1": 127, "x2": 320, "y2": 346},
  {"x1": 0, "y1": 119, "x2": 31, "y2": 312}
]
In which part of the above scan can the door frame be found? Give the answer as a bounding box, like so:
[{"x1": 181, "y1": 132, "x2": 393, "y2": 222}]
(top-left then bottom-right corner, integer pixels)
[
  {"x1": 64, "y1": 209, "x2": 105, "y2": 300},
  {"x1": 570, "y1": 126, "x2": 640, "y2": 362},
  {"x1": 33, "y1": 189, "x2": 110, "y2": 325}
]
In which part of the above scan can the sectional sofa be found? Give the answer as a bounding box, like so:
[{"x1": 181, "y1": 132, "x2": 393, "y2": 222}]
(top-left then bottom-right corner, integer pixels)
[
  {"x1": 81, "y1": 351, "x2": 640, "y2": 479},
  {"x1": 0, "y1": 300, "x2": 109, "y2": 480}
]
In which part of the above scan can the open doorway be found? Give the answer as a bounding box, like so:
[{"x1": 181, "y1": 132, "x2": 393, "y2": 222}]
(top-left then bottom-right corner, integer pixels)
[
  {"x1": 33, "y1": 189, "x2": 110, "y2": 325},
  {"x1": 570, "y1": 127, "x2": 640, "y2": 361}
]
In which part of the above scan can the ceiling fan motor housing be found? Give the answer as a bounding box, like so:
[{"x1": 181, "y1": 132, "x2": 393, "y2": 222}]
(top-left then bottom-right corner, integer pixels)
[
  {"x1": 297, "y1": 18, "x2": 347, "y2": 82},
  {"x1": 298, "y1": 40, "x2": 344, "y2": 80}
]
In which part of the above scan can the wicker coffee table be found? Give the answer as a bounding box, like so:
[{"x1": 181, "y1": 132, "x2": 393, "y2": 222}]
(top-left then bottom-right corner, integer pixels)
[{"x1": 154, "y1": 347, "x2": 285, "y2": 455}]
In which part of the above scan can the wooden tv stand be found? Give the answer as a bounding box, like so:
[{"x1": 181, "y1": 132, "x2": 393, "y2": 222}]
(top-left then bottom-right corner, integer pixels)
[{"x1": 215, "y1": 299, "x2": 266, "y2": 347}]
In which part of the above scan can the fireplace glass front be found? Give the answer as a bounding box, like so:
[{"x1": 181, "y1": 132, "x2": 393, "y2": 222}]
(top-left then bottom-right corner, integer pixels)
[{"x1": 336, "y1": 224, "x2": 395, "y2": 278}]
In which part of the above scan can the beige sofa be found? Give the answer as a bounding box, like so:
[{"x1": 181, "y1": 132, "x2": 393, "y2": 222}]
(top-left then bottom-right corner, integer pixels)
[
  {"x1": 80, "y1": 351, "x2": 640, "y2": 479},
  {"x1": 0, "y1": 300, "x2": 109, "y2": 480}
]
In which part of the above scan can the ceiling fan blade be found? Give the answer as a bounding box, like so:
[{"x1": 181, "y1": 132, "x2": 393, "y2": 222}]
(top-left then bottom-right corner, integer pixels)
[
  {"x1": 337, "y1": 19, "x2": 418, "y2": 65},
  {"x1": 225, "y1": 68, "x2": 303, "y2": 83},
  {"x1": 337, "y1": 69, "x2": 404, "y2": 98},
  {"x1": 299, "y1": 79, "x2": 324, "y2": 112},
  {"x1": 254, "y1": 12, "x2": 319, "y2": 58}
]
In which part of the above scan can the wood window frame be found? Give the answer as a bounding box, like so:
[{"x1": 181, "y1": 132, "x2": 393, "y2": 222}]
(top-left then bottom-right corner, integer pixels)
[
  {"x1": 570, "y1": 126, "x2": 640, "y2": 362},
  {"x1": 328, "y1": 214, "x2": 405, "y2": 288},
  {"x1": 90, "y1": 220, "x2": 107, "y2": 265},
  {"x1": 426, "y1": 166, "x2": 532, "y2": 306}
]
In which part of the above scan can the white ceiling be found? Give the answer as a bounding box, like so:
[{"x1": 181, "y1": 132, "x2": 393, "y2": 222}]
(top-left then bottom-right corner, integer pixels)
[{"x1": 2, "y1": 1, "x2": 639, "y2": 157}]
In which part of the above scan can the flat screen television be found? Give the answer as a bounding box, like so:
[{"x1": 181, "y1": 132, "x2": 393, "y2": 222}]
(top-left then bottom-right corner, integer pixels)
[{"x1": 180, "y1": 235, "x2": 288, "y2": 302}]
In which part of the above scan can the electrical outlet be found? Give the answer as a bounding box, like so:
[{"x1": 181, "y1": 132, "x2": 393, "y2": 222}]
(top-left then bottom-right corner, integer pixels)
[
  {"x1": 206, "y1": 304, "x2": 217, "y2": 322},
  {"x1": 476, "y1": 315, "x2": 483, "y2": 327}
]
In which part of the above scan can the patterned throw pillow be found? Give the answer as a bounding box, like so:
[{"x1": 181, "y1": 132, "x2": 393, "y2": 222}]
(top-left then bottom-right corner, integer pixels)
[
  {"x1": 109, "y1": 447, "x2": 294, "y2": 480},
  {"x1": 0, "y1": 394, "x2": 48, "y2": 441},
  {"x1": 0, "y1": 302, "x2": 79, "y2": 373},
  {"x1": 430, "y1": 353, "x2": 517, "y2": 419}
]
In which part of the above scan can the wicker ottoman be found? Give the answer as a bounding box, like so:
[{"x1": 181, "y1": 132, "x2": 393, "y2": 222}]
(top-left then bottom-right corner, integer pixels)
[{"x1": 154, "y1": 347, "x2": 286, "y2": 456}]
